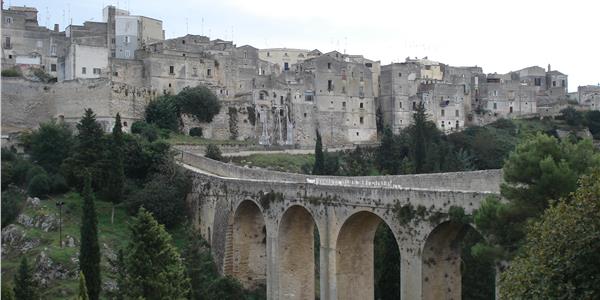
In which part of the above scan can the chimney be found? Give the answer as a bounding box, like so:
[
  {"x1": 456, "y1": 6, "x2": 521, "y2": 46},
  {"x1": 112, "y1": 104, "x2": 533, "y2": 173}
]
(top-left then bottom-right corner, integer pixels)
[{"x1": 54, "y1": 24, "x2": 59, "y2": 32}]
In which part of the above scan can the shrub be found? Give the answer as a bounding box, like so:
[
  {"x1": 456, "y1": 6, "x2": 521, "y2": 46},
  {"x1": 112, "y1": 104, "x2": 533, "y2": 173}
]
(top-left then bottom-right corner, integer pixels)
[
  {"x1": 25, "y1": 165, "x2": 47, "y2": 183},
  {"x1": 11, "y1": 159, "x2": 33, "y2": 187},
  {"x1": 1, "y1": 68, "x2": 21, "y2": 77},
  {"x1": 189, "y1": 127, "x2": 203, "y2": 137},
  {"x1": 1, "y1": 147, "x2": 17, "y2": 161},
  {"x1": 176, "y1": 86, "x2": 221, "y2": 123},
  {"x1": 1, "y1": 187, "x2": 26, "y2": 228},
  {"x1": 145, "y1": 96, "x2": 180, "y2": 131},
  {"x1": 2, "y1": 162, "x2": 14, "y2": 191},
  {"x1": 27, "y1": 173, "x2": 50, "y2": 198},
  {"x1": 205, "y1": 144, "x2": 223, "y2": 161},
  {"x1": 50, "y1": 173, "x2": 69, "y2": 194},
  {"x1": 24, "y1": 121, "x2": 72, "y2": 173}
]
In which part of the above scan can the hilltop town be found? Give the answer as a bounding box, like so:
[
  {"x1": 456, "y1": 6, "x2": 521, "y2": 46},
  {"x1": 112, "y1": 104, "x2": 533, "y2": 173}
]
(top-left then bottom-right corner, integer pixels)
[{"x1": 2, "y1": 4, "x2": 600, "y2": 147}]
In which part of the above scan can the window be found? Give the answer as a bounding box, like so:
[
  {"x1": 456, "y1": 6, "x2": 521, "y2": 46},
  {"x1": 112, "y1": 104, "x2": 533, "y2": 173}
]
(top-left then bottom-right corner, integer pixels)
[
  {"x1": 327, "y1": 62, "x2": 331, "y2": 69},
  {"x1": 51, "y1": 64, "x2": 57, "y2": 72},
  {"x1": 398, "y1": 72, "x2": 402, "y2": 77},
  {"x1": 441, "y1": 109, "x2": 445, "y2": 117},
  {"x1": 51, "y1": 45, "x2": 57, "y2": 56},
  {"x1": 182, "y1": 40, "x2": 186, "y2": 44},
  {"x1": 93, "y1": 68, "x2": 101, "y2": 75},
  {"x1": 534, "y1": 78, "x2": 541, "y2": 86},
  {"x1": 342, "y1": 102, "x2": 346, "y2": 108},
  {"x1": 360, "y1": 102, "x2": 364, "y2": 109},
  {"x1": 456, "y1": 120, "x2": 460, "y2": 129},
  {"x1": 168, "y1": 83, "x2": 172, "y2": 88},
  {"x1": 111, "y1": 38, "x2": 116, "y2": 43},
  {"x1": 413, "y1": 102, "x2": 416, "y2": 110},
  {"x1": 125, "y1": 36, "x2": 130, "y2": 44},
  {"x1": 284, "y1": 62, "x2": 289, "y2": 71},
  {"x1": 259, "y1": 92, "x2": 265, "y2": 100},
  {"x1": 493, "y1": 102, "x2": 497, "y2": 110},
  {"x1": 113, "y1": 72, "x2": 119, "y2": 77},
  {"x1": 360, "y1": 117, "x2": 364, "y2": 124},
  {"x1": 284, "y1": 52, "x2": 288, "y2": 57},
  {"x1": 510, "y1": 106, "x2": 513, "y2": 113},
  {"x1": 36, "y1": 40, "x2": 43, "y2": 48},
  {"x1": 562, "y1": 80, "x2": 566, "y2": 87},
  {"x1": 327, "y1": 80, "x2": 333, "y2": 91},
  {"x1": 169, "y1": 66, "x2": 174, "y2": 74},
  {"x1": 8, "y1": 54, "x2": 12, "y2": 59},
  {"x1": 82, "y1": 67, "x2": 87, "y2": 74},
  {"x1": 399, "y1": 101, "x2": 402, "y2": 108},
  {"x1": 244, "y1": 51, "x2": 247, "y2": 58},
  {"x1": 267, "y1": 52, "x2": 270, "y2": 57},
  {"x1": 5, "y1": 17, "x2": 13, "y2": 24},
  {"x1": 455, "y1": 110, "x2": 459, "y2": 117},
  {"x1": 552, "y1": 81, "x2": 556, "y2": 87},
  {"x1": 124, "y1": 50, "x2": 130, "y2": 58},
  {"x1": 4, "y1": 36, "x2": 11, "y2": 48}
]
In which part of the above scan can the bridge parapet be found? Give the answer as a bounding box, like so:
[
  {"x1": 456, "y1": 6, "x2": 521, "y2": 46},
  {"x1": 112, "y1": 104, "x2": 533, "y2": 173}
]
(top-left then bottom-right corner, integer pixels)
[{"x1": 178, "y1": 150, "x2": 502, "y2": 193}]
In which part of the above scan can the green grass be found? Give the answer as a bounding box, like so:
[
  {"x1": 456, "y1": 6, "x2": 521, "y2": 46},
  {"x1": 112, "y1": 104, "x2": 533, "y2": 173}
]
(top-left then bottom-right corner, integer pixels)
[
  {"x1": 166, "y1": 133, "x2": 254, "y2": 146},
  {"x1": 229, "y1": 153, "x2": 314, "y2": 173},
  {"x1": 1, "y1": 191, "x2": 189, "y2": 300}
]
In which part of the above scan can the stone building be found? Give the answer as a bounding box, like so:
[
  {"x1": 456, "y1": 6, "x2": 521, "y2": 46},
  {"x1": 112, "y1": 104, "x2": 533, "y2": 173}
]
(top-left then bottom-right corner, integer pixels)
[{"x1": 578, "y1": 85, "x2": 600, "y2": 110}]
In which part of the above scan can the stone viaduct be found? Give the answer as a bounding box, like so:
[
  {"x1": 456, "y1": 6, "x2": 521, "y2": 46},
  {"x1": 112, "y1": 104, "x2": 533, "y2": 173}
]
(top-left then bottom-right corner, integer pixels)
[{"x1": 178, "y1": 151, "x2": 502, "y2": 300}]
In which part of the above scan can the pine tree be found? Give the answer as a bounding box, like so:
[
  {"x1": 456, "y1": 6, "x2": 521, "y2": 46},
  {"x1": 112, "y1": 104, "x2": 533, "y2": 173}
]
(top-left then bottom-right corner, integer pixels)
[
  {"x1": 125, "y1": 208, "x2": 190, "y2": 299},
  {"x1": 312, "y1": 130, "x2": 324, "y2": 175},
  {"x1": 377, "y1": 127, "x2": 398, "y2": 174},
  {"x1": 79, "y1": 175, "x2": 101, "y2": 300},
  {"x1": 13, "y1": 257, "x2": 39, "y2": 300},
  {"x1": 107, "y1": 113, "x2": 125, "y2": 224},
  {"x1": 77, "y1": 271, "x2": 89, "y2": 300}
]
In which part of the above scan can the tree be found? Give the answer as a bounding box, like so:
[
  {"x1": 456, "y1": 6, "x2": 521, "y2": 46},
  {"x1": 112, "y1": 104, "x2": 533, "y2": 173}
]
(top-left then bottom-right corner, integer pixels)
[
  {"x1": 500, "y1": 170, "x2": 600, "y2": 299},
  {"x1": 124, "y1": 208, "x2": 190, "y2": 299},
  {"x1": 176, "y1": 86, "x2": 221, "y2": 123},
  {"x1": 14, "y1": 257, "x2": 39, "y2": 300},
  {"x1": 62, "y1": 109, "x2": 106, "y2": 190},
  {"x1": 345, "y1": 146, "x2": 370, "y2": 176},
  {"x1": 412, "y1": 102, "x2": 429, "y2": 173},
  {"x1": 79, "y1": 175, "x2": 101, "y2": 300},
  {"x1": 77, "y1": 272, "x2": 89, "y2": 300},
  {"x1": 1, "y1": 283, "x2": 16, "y2": 300},
  {"x1": 204, "y1": 276, "x2": 245, "y2": 300},
  {"x1": 373, "y1": 224, "x2": 400, "y2": 300},
  {"x1": 313, "y1": 130, "x2": 324, "y2": 175},
  {"x1": 183, "y1": 230, "x2": 218, "y2": 299},
  {"x1": 126, "y1": 161, "x2": 191, "y2": 228},
  {"x1": 107, "y1": 113, "x2": 125, "y2": 224},
  {"x1": 145, "y1": 95, "x2": 180, "y2": 131},
  {"x1": 24, "y1": 121, "x2": 72, "y2": 173},
  {"x1": 560, "y1": 106, "x2": 584, "y2": 127},
  {"x1": 27, "y1": 172, "x2": 50, "y2": 198},
  {"x1": 115, "y1": 249, "x2": 126, "y2": 300},
  {"x1": 585, "y1": 110, "x2": 600, "y2": 138},
  {"x1": 376, "y1": 127, "x2": 399, "y2": 174}
]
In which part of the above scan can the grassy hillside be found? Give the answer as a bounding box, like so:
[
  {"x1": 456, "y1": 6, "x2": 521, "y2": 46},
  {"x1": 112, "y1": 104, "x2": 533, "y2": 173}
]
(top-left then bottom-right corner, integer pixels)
[
  {"x1": 228, "y1": 153, "x2": 314, "y2": 173},
  {"x1": 1, "y1": 191, "x2": 187, "y2": 299}
]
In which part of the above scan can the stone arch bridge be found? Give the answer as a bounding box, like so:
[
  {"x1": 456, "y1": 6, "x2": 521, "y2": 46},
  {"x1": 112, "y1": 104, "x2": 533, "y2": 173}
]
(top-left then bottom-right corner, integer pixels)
[{"x1": 178, "y1": 151, "x2": 502, "y2": 300}]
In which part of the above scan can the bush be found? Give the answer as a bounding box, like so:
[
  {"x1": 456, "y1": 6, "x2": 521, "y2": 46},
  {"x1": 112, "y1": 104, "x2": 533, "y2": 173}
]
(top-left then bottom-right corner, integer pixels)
[
  {"x1": 204, "y1": 276, "x2": 245, "y2": 300},
  {"x1": 50, "y1": 174, "x2": 69, "y2": 194},
  {"x1": 23, "y1": 121, "x2": 72, "y2": 173},
  {"x1": 189, "y1": 127, "x2": 203, "y2": 137},
  {"x1": 2, "y1": 162, "x2": 14, "y2": 191},
  {"x1": 1, "y1": 147, "x2": 17, "y2": 161},
  {"x1": 560, "y1": 106, "x2": 584, "y2": 127},
  {"x1": 1, "y1": 68, "x2": 21, "y2": 77},
  {"x1": 1, "y1": 187, "x2": 26, "y2": 228},
  {"x1": 11, "y1": 159, "x2": 33, "y2": 187},
  {"x1": 25, "y1": 165, "x2": 47, "y2": 183},
  {"x1": 205, "y1": 144, "x2": 223, "y2": 161},
  {"x1": 27, "y1": 173, "x2": 50, "y2": 197}
]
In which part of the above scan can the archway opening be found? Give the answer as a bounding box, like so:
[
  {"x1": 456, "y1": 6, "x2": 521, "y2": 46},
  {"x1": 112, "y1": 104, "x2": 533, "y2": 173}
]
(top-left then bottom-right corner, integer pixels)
[
  {"x1": 422, "y1": 221, "x2": 495, "y2": 300},
  {"x1": 278, "y1": 205, "x2": 319, "y2": 299},
  {"x1": 227, "y1": 200, "x2": 267, "y2": 291},
  {"x1": 336, "y1": 211, "x2": 400, "y2": 300}
]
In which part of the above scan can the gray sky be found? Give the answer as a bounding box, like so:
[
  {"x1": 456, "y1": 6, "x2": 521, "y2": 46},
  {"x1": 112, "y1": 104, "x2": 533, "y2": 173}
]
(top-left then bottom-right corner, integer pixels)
[{"x1": 7, "y1": 0, "x2": 599, "y2": 91}]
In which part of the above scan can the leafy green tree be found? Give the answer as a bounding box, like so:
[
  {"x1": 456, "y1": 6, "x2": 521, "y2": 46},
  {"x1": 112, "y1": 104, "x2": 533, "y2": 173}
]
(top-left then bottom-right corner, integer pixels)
[
  {"x1": 79, "y1": 175, "x2": 101, "y2": 300},
  {"x1": 77, "y1": 271, "x2": 89, "y2": 300},
  {"x1": 23, "y1": 121, "x2": 72, "y2": 173},
  {"x1": 176, "y1": 86, "x2": 221, "y2": 123},
  {"x1": 500, "y1": 170, "x2": 600, "y2": 299},
  {"x1": 1, "y1": 187, "x2": 25, "y2": 228},
  {"x1": 121, "y1": 135, "x2": 170, "y2": 181},
  {"x1": 1, "y1": 283, "x2": 16, "y2": 300},
  {"x1": 585, "y1": 110, "x2": 600, "y2": 138},
  {"x1": 126, "y1": 161, "x2": 191, "y2": 228},
  {"x1": 14, "y1": 257, "x2": 39, "y2": 300},
  {"x1": 560, "y1": 106, "x2": 584, "y2": 127},
  {"x1": 145, "y1": 95, "x2": 180, "y2": 131},
  {"x1": 62, "y1": 109, "x2": 106, "y2": 190},
  {"x1": 323, "y1": 150, "x2": 340, "y2": 175},
  {"x1": 205, "y1": 144, "x2": 223, "y2": 161},
  {"x1": 204, "y1": 276, "x2": 245, "y2": 300},
  {"x1": 124, "y1": 208, "x2": 190, "y2": 299},
  {"x1": 461, "y1": 229, "x2": 496, "y2": 300},
  {"x1": 107, "y1": 114, "x2": 125, "y2": 224},
  {"x1": 313, "y1": 130, "x2": 325, "y2": 175},
  {"x1": 183, "y1": 230, "x2": 218, "y2": 300},
  {"x1": 345, "y1": 146, "x2": 370, "y2": 176},
  {"x1": 376, "y1": 127, "x2": 399, "y2": 174}
]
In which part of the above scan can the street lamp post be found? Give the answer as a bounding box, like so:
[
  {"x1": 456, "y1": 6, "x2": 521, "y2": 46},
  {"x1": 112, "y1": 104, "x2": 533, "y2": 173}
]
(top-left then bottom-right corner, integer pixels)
[{"x1": 56, "y1": 201, "x2": 65, "y2": 248}]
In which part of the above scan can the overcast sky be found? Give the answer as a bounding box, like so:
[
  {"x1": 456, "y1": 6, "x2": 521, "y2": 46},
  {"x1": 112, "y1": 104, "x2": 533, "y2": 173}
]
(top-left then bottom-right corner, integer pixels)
[{"x1": 7, "y1": 0, "x2": 599, "y2": 91}]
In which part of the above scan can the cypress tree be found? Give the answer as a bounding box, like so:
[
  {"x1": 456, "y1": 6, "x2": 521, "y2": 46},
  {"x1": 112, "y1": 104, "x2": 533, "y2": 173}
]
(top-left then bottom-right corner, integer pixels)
[
  {"x1": 312, "y1": 130, "x2": 324, "y2": 175},
  {"x1": 13, "y1": 257, "x2": 39, "y2": 300},
  {"x1": 125, "y1": 208, "x2": 190, "y2": 299},
  {"x1": 412, "y1": 103, "x2": 428, "y2": 173},
  {"x1": 377, "y1": 127, "x2": 398, "y2": 174},
  {"x1": 107, "y1": 113, "x2": 125, "y2": 224},
  {"x1": 77, "y1": 271, "x2": 90, "y2": 300},
  {"x1": 80, "y1": 175, "x2": 101, "y2": 300}
]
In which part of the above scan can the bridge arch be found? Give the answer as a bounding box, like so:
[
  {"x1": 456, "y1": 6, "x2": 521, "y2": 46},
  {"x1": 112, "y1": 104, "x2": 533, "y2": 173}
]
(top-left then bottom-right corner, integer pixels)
[
  {"x1": 225, "y1": 199, "x2": 267, "y2": 290},
  {"x1": 422, "y1": 220, "x2": 494, "y2": 300},
  {"x1": 278, "y1": 204, "x2": 320, "y2": 299},
  {"x1": 335, "y1": 210, "x2": 400, "y2": 300}
]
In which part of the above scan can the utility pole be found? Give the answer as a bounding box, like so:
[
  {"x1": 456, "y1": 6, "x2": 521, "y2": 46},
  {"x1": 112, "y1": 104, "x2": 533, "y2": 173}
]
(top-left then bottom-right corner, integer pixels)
[{"x1": 56, "y1": 201, "x2": 65, "y2": 247}]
